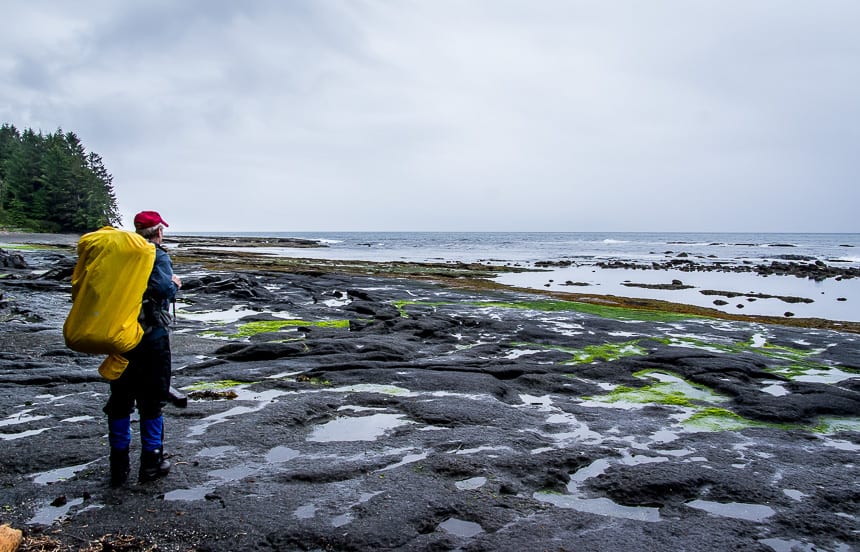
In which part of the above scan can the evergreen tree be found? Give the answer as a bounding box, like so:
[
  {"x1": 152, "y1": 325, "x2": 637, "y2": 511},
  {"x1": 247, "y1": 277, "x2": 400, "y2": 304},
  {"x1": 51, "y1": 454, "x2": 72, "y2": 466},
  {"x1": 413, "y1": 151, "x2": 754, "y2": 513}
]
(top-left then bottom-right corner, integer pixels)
[{"x1": 0, "y1": 123, "x2": 121, "y2": 232}]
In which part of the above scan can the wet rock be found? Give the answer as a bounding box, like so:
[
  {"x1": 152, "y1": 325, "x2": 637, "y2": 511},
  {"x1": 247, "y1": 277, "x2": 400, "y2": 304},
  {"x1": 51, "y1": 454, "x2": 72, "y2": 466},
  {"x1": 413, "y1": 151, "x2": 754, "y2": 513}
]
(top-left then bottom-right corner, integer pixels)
[
  {"x1": 36, "y1": 257, "x2": 77, "y2": 281},
  {"x1": 217, "y1": 342, "x2": 307, "y2": 361},
  {"x1": 622, "y1": 281, "x2": 694, "y2": 290},
  {"x1": 0, "y1": 248, "x2": 27, "y2": 268},
  {"x1": 182, "y1": 273, "x2": 275, "y2": 300}
]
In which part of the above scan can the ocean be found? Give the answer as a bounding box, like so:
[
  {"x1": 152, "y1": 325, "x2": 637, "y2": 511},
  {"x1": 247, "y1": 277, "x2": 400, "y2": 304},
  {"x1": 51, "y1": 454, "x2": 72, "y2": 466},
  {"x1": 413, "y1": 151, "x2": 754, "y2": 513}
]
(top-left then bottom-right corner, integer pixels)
[{"x1": 179, "y1": 232, "x2": 860, "y2": 323}]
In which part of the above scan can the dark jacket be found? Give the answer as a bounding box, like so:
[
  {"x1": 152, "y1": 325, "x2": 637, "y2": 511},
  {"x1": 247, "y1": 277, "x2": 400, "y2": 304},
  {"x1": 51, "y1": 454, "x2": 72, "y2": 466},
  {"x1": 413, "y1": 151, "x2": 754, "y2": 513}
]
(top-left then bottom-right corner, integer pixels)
[{"x1": 139, "y1": 244, "x2": 178, "y2": 341}]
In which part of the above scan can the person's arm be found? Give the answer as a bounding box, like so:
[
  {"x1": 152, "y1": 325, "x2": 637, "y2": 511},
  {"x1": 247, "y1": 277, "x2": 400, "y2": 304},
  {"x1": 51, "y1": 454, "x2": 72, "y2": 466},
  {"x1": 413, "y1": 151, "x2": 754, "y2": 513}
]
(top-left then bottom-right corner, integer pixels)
[{"x1": 147, "y1": 248, "x2": 178, "y2": 301}]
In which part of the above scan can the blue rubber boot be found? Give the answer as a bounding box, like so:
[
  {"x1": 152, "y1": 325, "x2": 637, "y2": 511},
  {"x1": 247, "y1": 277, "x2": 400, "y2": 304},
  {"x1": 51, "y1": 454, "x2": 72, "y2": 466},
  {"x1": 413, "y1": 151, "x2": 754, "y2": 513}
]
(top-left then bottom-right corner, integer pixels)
[
  {"x1": 139, "y1": 416, "x2": 170, "y2": 482},
  {"x1": 108, "y1": 418, "x2": 131, "y2": 487}
]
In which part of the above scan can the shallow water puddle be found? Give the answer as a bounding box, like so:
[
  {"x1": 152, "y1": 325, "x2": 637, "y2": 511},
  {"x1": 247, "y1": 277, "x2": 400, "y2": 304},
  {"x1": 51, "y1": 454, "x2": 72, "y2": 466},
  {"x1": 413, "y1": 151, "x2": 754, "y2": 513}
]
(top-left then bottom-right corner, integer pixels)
[
  {"x1": 758, "y1": 537, "x2": 843, "y2": 552},
  {"x1": 685, "y1": 499, "x2": 775, "y2": 521},
  {"x1": 518, "y1": 394, "x2": 603, "y2": 446},
  {"x1": 308, "y1": 413, "x2": 412, "y2": 442},
  {"x1": 197, "y1": 446, "x2": 236, "y2": 458},
  {"x1": 165, "y1": 462, "x2": 259, "y2": 502},
  {"x1": 783, "y1": 489, "x2": 807, "y2": 501},
  {"x1": 766, "y1": 365, "x2": 858, "y2": 384},
  {"x1": 266, "y1": 446, "x2": 301, "y2": 463},
  {"x1": 536, "y1": 492, "x2": 662, "y2": 522},
  {"x1": 176, "y1": 304, "x2": 263, "y2": 323},
  {"x1": 187, "y1": 389, "x2": 288, "y2": 437},
  {"x1": 761, "y1": 383, "x2": 789, "y2": 397},
  {"x1": 30, "y1": 459, "x2": 98, "y2": 485},
  {"x1": 329, "y1": 491, "x2": 382, "y2": 527},
  {"x1": 164, "y1": 486, "x2": 215, "y2": 502},
  {"x1": 453, "y1": 445, "x2": 514, "y2": 456},
  {"x1": 28, "y1": 497, "x2": 88, "y2": 526},
  {"x1": 378, "y1": 451, "x2": 428, "y2": 471},
  {"x1": 0, "y1": 409, "x2": 50, "y2": 428},
  {"x1": 820, "y1": 437, "x2": 860, "y2": 451},
  {"x1": 455, "y1": 476, "x2": 487, "y2": 490},
  {"x1": 438, "y1": 517, "x2": 484, "y2": 537},
  {"x1": 330, "y1": 383, "x2": 415, "y2": 396},
  {"x1": 60, "y1": 415, "x2": 96, "y2": 423},
  {"x1": 294, "y1": 504, "x2": 317, "y2": 519},
  {"x1": 0, "y1": 427, "x2": 53, "y2": 441},
  {"x1": 535, "y1": 457, "x2": 662, "y2": 522}
]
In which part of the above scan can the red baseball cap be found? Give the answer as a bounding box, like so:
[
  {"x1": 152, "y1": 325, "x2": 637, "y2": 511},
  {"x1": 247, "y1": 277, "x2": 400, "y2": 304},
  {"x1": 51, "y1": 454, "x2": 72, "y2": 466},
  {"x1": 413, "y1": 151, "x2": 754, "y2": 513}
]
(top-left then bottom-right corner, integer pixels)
[{"x1": 133, "y1": 211, "x2": 169, "y2": 230}]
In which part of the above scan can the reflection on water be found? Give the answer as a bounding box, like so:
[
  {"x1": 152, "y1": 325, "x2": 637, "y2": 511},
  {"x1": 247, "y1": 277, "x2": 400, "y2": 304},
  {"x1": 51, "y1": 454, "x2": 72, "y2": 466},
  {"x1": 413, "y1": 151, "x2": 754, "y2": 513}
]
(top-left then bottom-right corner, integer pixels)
[
  {"x1": 535, "y1": 458, "x2": 662, "y2": 522},
  {"x1": 438, "y1": 517, "x2": 484, "y2": 537},
  {"x1": 685, "y1": 499, "x2": 775, "y2": 521},
  {"x1": 308, "y1": 414, "x2": 412, "y2": 442},
  {"x1": 500, "y1": 266, "x2": 860, "y2": 322}
]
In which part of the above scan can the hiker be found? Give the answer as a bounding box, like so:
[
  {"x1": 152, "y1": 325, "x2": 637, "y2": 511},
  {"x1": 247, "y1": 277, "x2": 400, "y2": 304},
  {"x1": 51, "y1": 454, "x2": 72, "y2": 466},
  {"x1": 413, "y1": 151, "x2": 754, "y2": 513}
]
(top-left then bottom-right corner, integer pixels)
[{"x1": 103, "y1": 211, "x2": 182, "y2": 486}]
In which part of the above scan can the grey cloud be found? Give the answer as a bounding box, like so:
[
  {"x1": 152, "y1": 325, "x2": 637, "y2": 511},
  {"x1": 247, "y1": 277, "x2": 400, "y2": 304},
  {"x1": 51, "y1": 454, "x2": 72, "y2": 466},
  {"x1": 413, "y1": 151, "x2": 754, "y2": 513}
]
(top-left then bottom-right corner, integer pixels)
[{"x1": 1, "y1": 1, "x2": 858, "y2": 232}]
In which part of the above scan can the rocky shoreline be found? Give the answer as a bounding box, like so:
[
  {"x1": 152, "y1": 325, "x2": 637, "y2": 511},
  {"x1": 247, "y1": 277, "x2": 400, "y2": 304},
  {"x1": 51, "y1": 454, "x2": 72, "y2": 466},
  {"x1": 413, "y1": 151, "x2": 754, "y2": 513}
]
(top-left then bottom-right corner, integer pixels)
[{"x1": 1, "y1": 234, "x2": 858, "y2": 551}]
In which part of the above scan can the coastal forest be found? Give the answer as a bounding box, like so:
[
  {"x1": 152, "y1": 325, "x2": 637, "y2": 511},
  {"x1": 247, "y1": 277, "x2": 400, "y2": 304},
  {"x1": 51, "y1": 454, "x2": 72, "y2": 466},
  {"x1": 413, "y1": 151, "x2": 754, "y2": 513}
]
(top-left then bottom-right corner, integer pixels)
[{"x1": 0, "y1": 123, "x2": 121, "y2": 233}]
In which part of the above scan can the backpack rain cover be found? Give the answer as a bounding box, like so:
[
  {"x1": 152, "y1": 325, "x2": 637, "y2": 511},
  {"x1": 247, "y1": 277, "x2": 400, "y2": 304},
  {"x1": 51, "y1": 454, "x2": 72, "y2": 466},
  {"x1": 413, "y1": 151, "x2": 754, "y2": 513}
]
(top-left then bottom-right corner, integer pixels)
[{"x1": 63, "y1": 226, "x2": 156, "y2": 358}]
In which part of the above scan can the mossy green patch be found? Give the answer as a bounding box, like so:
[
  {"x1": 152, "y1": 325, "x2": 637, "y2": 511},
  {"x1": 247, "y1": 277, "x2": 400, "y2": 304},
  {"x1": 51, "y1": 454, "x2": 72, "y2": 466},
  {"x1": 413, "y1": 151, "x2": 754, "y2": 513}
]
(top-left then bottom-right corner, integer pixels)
[
  {"x1": 680, "y1": 407, "x2": 856, "y2": 434},
  {"x1": 599, "y1": 384, "x2": 695, "y2": 407},
  {"x1": 234, "y1": 319, "x2": 349, "y2": 337},
  {"x1": 471, "y1": 300, "x2": 697, "y2": 322},
  {"x1": 295, "y1": 374, "x2": 332, "y2": 386},
  {"x1": 184, "y1": 380, "x2": 255, "y2": 392},
  {"x1": 755, "y1": 342, "x2": 821, "y2": 363},
  {"x1": 566, "y1": 341, "x2": 649, "y2": 364},
  {"x1": 683, "y1": 408, "x2": 772, "y2": 431},
  {"x1": 0, "y1": 243, "x2": 71, "y2": 251},
  {"x1": 587, "y1": 370, "x2": 730, "y2": 408},
  {"x1": 392, "y1": 299, "x2": 697, "y2": 322}
]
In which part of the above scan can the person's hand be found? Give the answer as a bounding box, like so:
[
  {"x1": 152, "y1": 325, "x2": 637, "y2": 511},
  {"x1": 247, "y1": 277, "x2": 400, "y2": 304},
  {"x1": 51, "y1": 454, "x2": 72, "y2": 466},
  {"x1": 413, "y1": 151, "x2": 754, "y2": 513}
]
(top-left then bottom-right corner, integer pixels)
[{"x1": 172, "y1": 274, "x2": 182, "y2": 289}]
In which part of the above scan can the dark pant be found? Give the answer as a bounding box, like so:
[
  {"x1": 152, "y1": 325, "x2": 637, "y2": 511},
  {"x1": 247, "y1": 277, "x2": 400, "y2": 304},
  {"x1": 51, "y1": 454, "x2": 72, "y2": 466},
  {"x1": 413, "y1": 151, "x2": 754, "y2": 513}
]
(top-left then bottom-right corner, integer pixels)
[{"x1": 104, "y1": 333, "x2": 172, "y2": 420}]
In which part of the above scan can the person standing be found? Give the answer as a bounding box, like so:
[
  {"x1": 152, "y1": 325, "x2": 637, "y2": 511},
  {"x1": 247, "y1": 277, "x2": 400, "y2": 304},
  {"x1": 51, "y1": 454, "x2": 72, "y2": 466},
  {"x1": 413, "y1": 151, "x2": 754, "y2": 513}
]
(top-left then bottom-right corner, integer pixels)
[{"x1": 104, "y1": 211, "x2": 182, "y2": 486}]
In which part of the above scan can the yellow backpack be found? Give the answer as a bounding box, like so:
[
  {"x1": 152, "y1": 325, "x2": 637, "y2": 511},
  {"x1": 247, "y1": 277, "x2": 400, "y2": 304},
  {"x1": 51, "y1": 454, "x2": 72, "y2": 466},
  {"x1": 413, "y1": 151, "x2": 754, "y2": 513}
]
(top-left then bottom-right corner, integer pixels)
[{"x1": 63, "y1": 226, "x2": 156, "y2": 380}]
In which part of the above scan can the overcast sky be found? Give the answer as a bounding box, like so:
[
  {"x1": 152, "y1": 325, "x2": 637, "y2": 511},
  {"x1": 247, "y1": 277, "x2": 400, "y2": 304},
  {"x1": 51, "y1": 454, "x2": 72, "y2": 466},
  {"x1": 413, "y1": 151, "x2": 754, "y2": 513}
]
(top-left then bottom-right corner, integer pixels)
[{"x1": 2, "y1": 1, "x2": 858, "y2": 233}]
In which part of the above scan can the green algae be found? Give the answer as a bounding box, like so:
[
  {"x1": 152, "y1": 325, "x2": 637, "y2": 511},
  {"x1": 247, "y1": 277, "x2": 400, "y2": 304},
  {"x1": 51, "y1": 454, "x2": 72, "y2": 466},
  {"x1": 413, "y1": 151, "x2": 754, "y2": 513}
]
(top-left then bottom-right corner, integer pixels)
[
  {"x1": 589, "y1": 370, "x2": 729, "y2": 408},
  {"x1": 0, "y1": 243, "x2": 71, "y2": 251},
  {"x1": 568, "y1": 341, "x2": 649, "y2": 364},
  {"x1": 184, "y1": 380, "x2": 255, "y2": 392},
  {"x1": 471, "y1": 300, "x2": 697, "y2": 322},
  {"x1": 683, "y1": 408, "x2": 775, "y2": 431},
  {"x1": 755, "y1": 342, "x2": 822, "y2": 363},
  {"x1": 763, "y1": 362, "x2": 859, "y2": 383},
  {"x1": 392, "y1": 298, "x2": 697, "y2": 322},
  {"x1": 295, "y1": 374, "x2": 332, "y2": 386},
  {"x1": 234, "y1": 319, "x2": 349, "y2": 337},
  {"x1": 602, "y1": 385, "x2": 695, "y2": 407}
]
